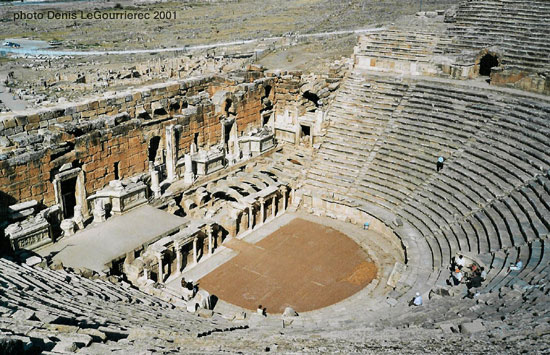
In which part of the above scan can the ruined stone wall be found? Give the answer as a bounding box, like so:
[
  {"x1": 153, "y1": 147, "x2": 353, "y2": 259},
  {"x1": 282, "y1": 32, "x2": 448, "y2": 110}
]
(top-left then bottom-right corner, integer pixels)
[
  {"x1": 271, "y1": 64, "x2": 347, "y2": 120},
  {"x1": 0, "y1": 77, "x2": 213, "y2": 137},
  {"x1": 491, "y1": 69, "x2": 550, "y2": 96},
  {"x1": 0, "y1": 149, "x2": 53, "y2": 208},
  {"x1": 272, "y1": 72, "x2": 302, "y2": 117},
  {"x1": 0, "y1": 74, "x2": 275, "y2": 214}
]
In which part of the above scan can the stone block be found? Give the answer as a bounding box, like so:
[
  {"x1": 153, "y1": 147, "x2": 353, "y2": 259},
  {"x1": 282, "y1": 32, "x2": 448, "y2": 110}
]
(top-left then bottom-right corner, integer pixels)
[
  {"x1": 439, "y1": 322, "x2": 457, "y2": 334},
  {"x1": 50, "y1": 259, "x2": 64, "y2": 270},
  {"x1": 198, "y1": 309, "x2": 214, "y2": 318},
  {"x1": 234, "y1": 311, "x2": 246, "y2": 320},
  {"x1": 386, "y1": 297, "x2": 398, "y2": 307},
  {"x1": 14, "y1": 115, "x2": 28, "y2": 126},
  {"x1": 52, "y1": 341, "x2": 79, "y2": 353},
  {"x1": 77, "y1": 328, "x2": 107, "y2": 343},
  {"x1": 460, "y1": 319, "x2": 485, "y2": 335},
  {"x1": 430, "y1": 285, "x2": 452, "y2": 297},
  {"x1": 25, "y1": 256, "x2": 42, "y2": 267},
  {"x1": 12, "y1": 309, "x2": 35, "y2": 320},
  {"x1": 283, "y1": 307, "x2": 298, "y2": 317},
  {"x1": 3, "y1": 117, "x2": 16, "y2": 129}
]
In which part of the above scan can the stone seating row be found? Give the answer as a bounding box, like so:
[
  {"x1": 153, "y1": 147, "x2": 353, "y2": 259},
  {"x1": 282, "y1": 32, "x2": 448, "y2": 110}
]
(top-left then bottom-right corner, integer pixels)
[
  {"x1": 306, "y1": 72, "x2": 411, "y2": 197},
  {"x1": 401, "y1": 172, "x2": 550, "y2": 274},
  {"x1": 446, "y1": 0, "x2": 550, "y2": 69},
  {"x1": 310, "y1": 71, "x2": 550, "y2": 281},
  {"x1": 393, "y1": 176, "x2": 545, "y2": 271},
  {"x1": 355, "y1": 31, "x2": 442, "y2": 63},
  {"x1": 0, "y1": 257, "x2": 228, "y2": 352}
]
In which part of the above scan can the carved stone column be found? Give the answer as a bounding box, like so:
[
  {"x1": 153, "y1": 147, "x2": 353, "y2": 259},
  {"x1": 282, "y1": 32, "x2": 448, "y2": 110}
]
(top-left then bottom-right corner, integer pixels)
[
  {"x1": 259, "y1": 198, "x2": 265, "y2": 225},
  {"x1": 183, "y1": 153, "x2": 194, "y2": 184},
  {"x1": 156, "y1": 253, "x2": 163, "y2": 283},
  {"x1": 151, "y1": 171, "x2": 161, "y2": 198},
  {"x1": 175, "y1": 242, "x2": 182, "y2": 273},
  {"x1": 248, "y1": 205, "x2": 254, "y2": 230},
  {"x1": 193, "y1": 237, "x2": 198, "y2": 264},
  {"x1": 165, "y1": 125, "x2": 177, "y2": 182},
  {"x1": 271, "y1": 195, "x2": 276, "y2": 219},
  {"x1": 208, "y1": 227, "x2": 213, "y2": 256}
]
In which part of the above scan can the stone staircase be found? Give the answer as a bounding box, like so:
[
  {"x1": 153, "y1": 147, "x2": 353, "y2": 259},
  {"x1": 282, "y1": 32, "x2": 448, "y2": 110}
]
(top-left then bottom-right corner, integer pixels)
[{"x1": 306, "y1": 71, "x2": 409, "y2": 198}]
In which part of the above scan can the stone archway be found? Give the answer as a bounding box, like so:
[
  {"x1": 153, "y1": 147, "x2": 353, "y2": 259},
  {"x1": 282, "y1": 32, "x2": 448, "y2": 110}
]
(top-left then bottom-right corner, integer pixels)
[
  {"x1": 475, "y1": 50, "x2": 500, "y2": 80},
  {"x1": 479, "y1": 53, "x2": 499, "y2": 76}
]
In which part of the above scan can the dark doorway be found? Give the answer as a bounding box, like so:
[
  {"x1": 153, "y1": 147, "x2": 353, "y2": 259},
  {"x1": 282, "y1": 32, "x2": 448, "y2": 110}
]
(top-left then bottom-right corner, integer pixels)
[
  {"x1": 479, "y1": 54, "x2": 499, "y2": 76},
  {"x1": 194, "y1": 132, "x2": 199, "y2": 147},
  {"x1": 148, "y1": 136, "x2": 161, "y2": 162},
  {"x1": 303, "y1": 91, "x2": 320, "y2": 108},
  {"x1": 114, "y1": 162, "x2": 120, "y2": 180},
  {"x1": 224, "y1": 99, "x2": 233, "y2": 116},
  {"x1": 224, "y1": 122, "x2": 233, "y2": 145},
  {"x1": 61, "y1": 177, "x2": 77, "y2": 218},
  {"x1": 300, "y1": 124, "x2": 311, "y2": 138}
]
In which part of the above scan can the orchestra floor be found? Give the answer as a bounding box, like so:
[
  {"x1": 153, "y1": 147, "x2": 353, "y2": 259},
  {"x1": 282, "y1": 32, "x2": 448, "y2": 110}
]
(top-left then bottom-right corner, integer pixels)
[{"x1": 199, "y1": 217, "x2": 377, "y2": 313}]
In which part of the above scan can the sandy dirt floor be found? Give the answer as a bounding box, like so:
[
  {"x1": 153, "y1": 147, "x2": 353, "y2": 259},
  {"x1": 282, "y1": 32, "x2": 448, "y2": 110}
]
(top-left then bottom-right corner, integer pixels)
[{"x1": 199, "y1": 218, "x2": 377, "y2": 314}]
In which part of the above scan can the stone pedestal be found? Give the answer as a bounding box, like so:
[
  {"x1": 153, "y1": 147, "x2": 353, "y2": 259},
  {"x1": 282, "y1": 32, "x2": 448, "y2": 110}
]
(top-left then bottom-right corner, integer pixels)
[
  {"x1": 151, "y1": 171, "x2": 162, "y2": 198},
  {"x1": 183, "y1": 153, "x2": 195, "y2": 184},
  {"x1": 5, "y1": 216, "x2": 52, "y2": 251},
  {"x1": 60, "y1": 219, "x2": 76, "y2": 237},
  {"x1": 93, "y1": 199, "x2": 107, "y2": 223},
  {"x1": 193, "y1": 148, "x2": 224, "y2": 176}
]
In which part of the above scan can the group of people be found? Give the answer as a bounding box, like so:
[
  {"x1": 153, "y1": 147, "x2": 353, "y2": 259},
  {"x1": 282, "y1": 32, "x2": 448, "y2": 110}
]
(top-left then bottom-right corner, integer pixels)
[
  {"x1": 257, "y1": 305, "x2": 267, "y2": 317},
  {"x1": 448, "y1": 255, "x2": 487, "y2": 290},
  {"x1": 406, "y1": 253, "x2": 525, "y2": 306},
  {"x1": 181, "y1": 277, "x2": 198, "y2": 301}
]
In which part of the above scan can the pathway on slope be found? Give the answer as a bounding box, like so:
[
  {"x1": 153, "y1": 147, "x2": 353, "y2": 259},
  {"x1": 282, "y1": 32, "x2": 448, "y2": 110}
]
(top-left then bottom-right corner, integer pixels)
[{"x1": 0, "y1": 27, "x2": 386, "y2": 57}]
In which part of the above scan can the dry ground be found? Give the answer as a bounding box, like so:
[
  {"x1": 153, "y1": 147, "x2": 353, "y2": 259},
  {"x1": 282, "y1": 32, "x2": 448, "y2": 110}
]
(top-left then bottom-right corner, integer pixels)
[
  {"x1": 0, "y1": 0, "x2": 453, "y2": 50},
  {"x1": 199, "y1": 218, "x2": 377, "y2": 314},
  {"x1": 0, "y1": 0, "x2": 454, "y2": 109}
]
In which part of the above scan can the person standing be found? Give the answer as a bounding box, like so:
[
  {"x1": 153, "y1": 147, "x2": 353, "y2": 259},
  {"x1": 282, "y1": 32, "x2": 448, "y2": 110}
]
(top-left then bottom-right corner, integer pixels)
[{"x1": 437, "y1": 156, "x2": 445, "y2": 172}]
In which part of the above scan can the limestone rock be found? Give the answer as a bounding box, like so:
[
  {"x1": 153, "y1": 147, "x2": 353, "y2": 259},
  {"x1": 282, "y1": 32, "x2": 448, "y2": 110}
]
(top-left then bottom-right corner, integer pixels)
[
  {"x1": 50, "y1": 259, "x2": 64, "y2": 270},
  {"x1": 234, "y1": 311, "x2": 246, "y2": 321},
  {"x1": 25, "y1": 255, "x2": 42, "y2": 267},
  {"x1": 283, "y1": 307, "x2": 298, "y2": 317},
  {"x1": 460, "y1": 319, "x2": 485, "y2": 335},
  {"x1": 198, "y1": 309, "x2": 214, "y2": 318}
]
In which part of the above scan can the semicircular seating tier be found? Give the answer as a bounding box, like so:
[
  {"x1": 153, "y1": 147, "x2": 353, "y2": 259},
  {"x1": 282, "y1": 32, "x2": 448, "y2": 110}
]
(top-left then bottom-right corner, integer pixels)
[{"x1": 305, "y1": 68, "x2": 550, "y2": 298}]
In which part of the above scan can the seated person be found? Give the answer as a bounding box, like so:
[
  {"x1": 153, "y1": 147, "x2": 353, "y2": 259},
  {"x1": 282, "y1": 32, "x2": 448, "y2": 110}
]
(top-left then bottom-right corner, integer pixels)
[
  {"x1": 454, "y1": 255, "x2": 466, "y2": 270},
  {"x1": 181, "y1": 278, "x2": 196, "y2": 301},
  {"x1": 508, "y1": 259, "x2": 523, "y2": 273},
  {"x1": 409, "y1": 292, "x2": 423, "y2": 306},
  {"x1": 449, "y1": 268, "x2": 463, "y2": 286},
  {"x1": 467, "y1": 274, "x2": 483, "y2": 289},
  {"x1": 480, "y1": 267, "x2": 487, "y2": 280}
]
